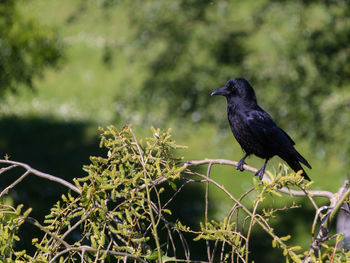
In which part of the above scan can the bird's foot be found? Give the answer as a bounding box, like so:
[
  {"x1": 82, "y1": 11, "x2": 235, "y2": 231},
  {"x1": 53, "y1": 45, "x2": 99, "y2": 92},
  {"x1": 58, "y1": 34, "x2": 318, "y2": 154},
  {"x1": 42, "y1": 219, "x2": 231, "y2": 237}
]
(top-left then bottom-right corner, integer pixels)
[
  {"x1": 254, "y1": 168, "x2": 265, "y2": 180},
  {"x1": 236, "y1": 159, "x2": 246, "y2": 172}
]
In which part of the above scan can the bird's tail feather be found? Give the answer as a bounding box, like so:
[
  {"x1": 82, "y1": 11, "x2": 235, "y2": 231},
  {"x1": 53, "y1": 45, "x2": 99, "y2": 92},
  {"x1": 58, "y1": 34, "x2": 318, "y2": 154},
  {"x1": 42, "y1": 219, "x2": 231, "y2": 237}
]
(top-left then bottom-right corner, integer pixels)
[
  {"x1": 294, "y1": 150, "x2": 312, "y2": 169},
  {"x1": 285, "y1": 158, "x2": 311, "y2": 181}
]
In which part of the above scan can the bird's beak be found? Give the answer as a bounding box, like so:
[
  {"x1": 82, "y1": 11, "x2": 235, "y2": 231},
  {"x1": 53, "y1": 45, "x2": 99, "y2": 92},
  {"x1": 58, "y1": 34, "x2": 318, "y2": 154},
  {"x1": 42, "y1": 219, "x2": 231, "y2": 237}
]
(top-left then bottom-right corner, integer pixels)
[{"x1": 211, "y1": 87, "x2": 227, "y2": 96}]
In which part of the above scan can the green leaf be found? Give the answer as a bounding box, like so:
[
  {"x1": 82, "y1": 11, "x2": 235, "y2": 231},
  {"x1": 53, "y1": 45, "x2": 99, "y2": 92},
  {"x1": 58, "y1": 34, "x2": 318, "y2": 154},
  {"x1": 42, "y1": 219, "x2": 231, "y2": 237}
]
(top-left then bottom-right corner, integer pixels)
[
  {"x1": 145, "y1": 249, "x2": 160, "y2": 260},
  {"x1": 163, "y1": 209, "x2": 172, "y2": 215},
  {"x1": 168, "y1": 181, "x2": 177, "y2": 191}
]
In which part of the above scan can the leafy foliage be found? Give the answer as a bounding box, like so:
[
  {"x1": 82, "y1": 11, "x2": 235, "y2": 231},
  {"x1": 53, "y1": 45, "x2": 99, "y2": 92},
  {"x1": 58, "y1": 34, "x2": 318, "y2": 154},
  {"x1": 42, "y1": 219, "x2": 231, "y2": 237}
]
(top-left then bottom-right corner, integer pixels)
[
  {"x1": 0, "y1": 204, "x2": 31, "y2": 261},
  {"x1": 33, "y1": 126, "x2": 185, "y2": 261},
  {"x1": 0, "y1": 126, "x2": 349, "y2": 262}
]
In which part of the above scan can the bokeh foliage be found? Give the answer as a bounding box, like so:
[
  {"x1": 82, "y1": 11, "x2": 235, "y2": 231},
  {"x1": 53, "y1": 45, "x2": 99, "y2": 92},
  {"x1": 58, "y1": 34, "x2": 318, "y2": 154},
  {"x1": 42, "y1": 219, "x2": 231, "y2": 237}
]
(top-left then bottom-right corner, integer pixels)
[
  {"x1": 0, "y1": 0, "x2": 62, "y2": 96},
  {"x1": 99, "y1": 0, "x2": 350, "y2": 157}
]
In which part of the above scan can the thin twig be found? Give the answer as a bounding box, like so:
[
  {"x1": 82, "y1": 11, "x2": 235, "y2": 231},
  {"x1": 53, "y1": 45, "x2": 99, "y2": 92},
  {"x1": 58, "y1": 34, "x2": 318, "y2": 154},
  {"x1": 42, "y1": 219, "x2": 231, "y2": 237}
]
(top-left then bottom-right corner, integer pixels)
[
  {"x1": 0, "y1": 171, "x2": 30, "y2": 198},
  {"x1": 299, "y1": 186, "x2": 319, "y2": 210},
  {"x1": 101, "y1": 237, "x2": 113, "y2": 263},
  {"x1": 49, "y1": 246, "x2": 148, "y2": 263},
  {"x1": 0, "y1": 164, "x2": 18, "y2": 174},
  {"x1": 145, "y1": 138, "x2": 160, "y2": 164},
  {"x1": 311, "y1": 206, "x2": 329, "y2": 240},
  {"x1": 245, "y1": 194, "x2": 261, "y2": 262},
  {"x1": 163, "y1": 259, "x2": 211, "y2": 263},
  {"x1": 205, "y1": 163, "x2": 212, "y2": 262},
  {"x1": 61, "y1": 209, "x2": 93, "y2": 240},
  {"x1": 162, "y1": 180, "x2": 190, "y2": 209}
]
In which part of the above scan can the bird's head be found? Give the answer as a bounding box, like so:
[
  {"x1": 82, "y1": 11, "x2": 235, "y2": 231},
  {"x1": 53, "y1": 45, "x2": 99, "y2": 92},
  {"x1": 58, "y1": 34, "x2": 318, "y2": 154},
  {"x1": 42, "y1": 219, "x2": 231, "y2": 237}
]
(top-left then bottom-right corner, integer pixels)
[{"x1": 211, "y1": 78, "x2": 257, "y2": 104}]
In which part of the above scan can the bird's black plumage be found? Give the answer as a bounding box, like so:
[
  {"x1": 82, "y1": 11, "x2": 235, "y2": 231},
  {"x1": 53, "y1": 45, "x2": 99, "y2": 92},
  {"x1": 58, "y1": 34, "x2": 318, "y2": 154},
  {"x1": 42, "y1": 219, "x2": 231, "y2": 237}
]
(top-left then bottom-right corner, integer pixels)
[{"x1": 211, "y1": 78, "x2": 311, "y2": 180}]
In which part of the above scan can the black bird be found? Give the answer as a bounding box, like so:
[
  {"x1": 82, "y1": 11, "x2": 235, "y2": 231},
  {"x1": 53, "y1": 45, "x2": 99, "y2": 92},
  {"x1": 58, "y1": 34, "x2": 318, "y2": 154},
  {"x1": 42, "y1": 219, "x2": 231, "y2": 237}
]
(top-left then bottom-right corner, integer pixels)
[{"x1": 211, "y1": 78, "x2": 311, "y2": 180}]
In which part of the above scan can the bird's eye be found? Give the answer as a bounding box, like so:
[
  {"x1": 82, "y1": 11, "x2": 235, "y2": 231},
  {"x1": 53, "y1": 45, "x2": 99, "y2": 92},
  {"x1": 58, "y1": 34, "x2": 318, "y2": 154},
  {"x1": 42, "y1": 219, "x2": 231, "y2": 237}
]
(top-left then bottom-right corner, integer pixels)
[{"x1": 230, "y1": 85, "x2": 237, "y2": 95}]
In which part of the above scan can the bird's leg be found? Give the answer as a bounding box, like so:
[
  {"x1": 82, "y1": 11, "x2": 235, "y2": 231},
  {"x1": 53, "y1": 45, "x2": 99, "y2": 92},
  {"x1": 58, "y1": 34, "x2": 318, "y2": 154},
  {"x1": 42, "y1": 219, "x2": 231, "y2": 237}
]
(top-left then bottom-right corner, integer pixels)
[
  {"x1": 255, "y1": 159, "x2": 269, "y2": 180},
  {"x1": 237, "y1": 154, "x2": 249, "y2": 172}
]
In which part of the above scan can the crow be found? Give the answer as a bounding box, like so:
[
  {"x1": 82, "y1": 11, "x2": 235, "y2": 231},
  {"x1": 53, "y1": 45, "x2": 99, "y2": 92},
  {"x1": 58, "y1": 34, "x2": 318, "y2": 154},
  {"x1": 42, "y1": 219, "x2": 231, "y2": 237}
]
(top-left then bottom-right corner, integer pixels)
[{"x1": 211, "y1": 78, "x2": 311, "y2": 180}]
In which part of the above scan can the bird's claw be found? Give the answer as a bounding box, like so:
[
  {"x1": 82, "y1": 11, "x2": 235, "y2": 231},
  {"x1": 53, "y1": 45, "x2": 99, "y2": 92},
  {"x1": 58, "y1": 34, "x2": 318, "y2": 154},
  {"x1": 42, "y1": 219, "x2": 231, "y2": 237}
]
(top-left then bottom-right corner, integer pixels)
[
  {"x1": 254, "y1": 169, "x2": 265, "y2": 180},
  {"x1": 236, "y1": 160, "x2": 246, "y2": 172}
]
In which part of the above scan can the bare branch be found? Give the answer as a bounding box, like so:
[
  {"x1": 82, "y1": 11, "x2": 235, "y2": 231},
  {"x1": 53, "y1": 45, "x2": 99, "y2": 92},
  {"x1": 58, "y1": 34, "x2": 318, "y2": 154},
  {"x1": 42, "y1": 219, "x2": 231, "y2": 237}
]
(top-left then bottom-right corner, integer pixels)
[
  {"x1": 185, "y1": 158, "x2": 334, "y2": 200},
  {"x1": 0, "y1": 159, "x2": 81, "y2": 194}
]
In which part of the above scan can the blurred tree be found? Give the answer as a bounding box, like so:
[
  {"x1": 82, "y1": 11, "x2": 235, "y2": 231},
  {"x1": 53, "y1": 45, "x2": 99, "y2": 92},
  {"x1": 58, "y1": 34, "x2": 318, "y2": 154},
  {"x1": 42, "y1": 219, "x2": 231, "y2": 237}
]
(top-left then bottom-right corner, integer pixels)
[
  {"x1": 98, "y1": 0, "x2": 350, "y2": 158},
  {"x1": 109, "y1": 0, "x2": 248, "y2": 124},
  {"x1": 0, "y1": 0, "x2": 63, "y2": 96},
  {"x1": 245, "y1": 0, "x2": 350, "y2": 150}
]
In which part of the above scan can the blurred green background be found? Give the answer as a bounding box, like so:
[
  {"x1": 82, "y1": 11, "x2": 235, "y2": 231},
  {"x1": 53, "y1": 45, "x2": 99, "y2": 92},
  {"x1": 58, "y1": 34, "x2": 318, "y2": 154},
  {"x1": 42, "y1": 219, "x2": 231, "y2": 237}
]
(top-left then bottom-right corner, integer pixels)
[{"x1": 1, "y1": 0, "x2": 349, "y2": 261}]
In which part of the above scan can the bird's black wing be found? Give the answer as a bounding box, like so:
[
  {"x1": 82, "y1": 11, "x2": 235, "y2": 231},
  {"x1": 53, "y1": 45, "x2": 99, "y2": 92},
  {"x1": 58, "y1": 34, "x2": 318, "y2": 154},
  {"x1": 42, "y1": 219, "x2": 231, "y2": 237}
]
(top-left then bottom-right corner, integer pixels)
[
  {"x1": 245, "y1": 108, "x2": 311, "y2": 169},
  {"x1": 245, "y1": 109, "x2": 292, "y2": 151},
  {"x1": 245, "y1": 109, "x2": 295, "y2": 147}
]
